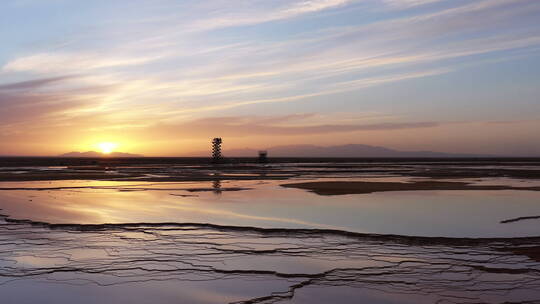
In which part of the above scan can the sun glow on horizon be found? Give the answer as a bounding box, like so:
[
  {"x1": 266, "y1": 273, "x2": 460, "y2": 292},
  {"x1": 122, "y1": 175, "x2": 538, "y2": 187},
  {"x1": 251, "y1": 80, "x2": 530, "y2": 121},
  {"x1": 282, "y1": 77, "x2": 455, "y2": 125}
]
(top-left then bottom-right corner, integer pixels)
[{"x1": 98, "y1": 142, "x2": 118, "y2": 154}]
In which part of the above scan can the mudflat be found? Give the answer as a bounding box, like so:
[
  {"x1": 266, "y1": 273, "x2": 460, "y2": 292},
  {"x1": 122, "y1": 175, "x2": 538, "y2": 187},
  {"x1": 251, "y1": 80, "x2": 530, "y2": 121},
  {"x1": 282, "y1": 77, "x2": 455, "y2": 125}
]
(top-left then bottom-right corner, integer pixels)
[{"x1": 281, "y1": 180, "x2": 540, "y2": 195}]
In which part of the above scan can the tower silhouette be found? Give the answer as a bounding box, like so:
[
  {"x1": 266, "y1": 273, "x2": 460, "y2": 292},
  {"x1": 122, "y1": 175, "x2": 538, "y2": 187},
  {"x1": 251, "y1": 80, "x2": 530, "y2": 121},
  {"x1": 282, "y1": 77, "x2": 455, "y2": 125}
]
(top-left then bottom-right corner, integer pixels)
[{"x1": 212, "y1": 138, "x2": 222, "y2": 163}]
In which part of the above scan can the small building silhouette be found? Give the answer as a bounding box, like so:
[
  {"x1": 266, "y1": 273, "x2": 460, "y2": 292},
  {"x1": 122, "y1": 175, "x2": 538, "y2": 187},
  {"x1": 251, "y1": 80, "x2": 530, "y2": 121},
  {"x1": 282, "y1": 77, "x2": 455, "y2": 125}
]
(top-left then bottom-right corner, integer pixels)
[{"x1": 258, "y1": 150, "x2": 268, "y2": 163}]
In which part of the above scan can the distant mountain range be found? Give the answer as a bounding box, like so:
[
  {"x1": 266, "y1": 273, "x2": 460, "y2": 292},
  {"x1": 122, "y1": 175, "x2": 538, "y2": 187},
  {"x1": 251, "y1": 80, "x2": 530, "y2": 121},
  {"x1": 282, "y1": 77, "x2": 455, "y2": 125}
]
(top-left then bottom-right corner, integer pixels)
[
  {"x1": 194, "y1": 144, "x2": 488, "y2": 158},
  {"x1": 59, "y1": 144, "x2": 488, "y2": 158},
  {"x1": 60, "y1": 151, "x2": 143, "y2": 158}
]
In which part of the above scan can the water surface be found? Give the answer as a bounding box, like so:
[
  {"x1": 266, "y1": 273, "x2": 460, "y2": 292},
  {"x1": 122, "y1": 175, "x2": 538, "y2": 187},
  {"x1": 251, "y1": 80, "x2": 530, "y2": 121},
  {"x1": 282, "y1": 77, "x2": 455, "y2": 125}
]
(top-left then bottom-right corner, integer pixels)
[{"x1": 1, "y1": 179, "x2": 539, "y2": 237}]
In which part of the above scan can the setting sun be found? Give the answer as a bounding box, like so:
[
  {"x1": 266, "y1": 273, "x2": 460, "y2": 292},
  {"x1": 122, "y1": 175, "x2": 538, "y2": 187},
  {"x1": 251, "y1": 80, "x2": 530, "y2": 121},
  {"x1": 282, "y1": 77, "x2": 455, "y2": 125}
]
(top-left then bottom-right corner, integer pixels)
[{"x1": 98, "y1": 142, "x2": 118, "y2": 154}]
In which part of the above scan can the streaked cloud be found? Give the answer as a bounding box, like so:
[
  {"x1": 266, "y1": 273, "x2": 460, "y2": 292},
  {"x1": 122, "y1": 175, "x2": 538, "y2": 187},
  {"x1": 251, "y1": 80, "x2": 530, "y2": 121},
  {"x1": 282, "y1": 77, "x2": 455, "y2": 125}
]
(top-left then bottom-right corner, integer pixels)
[
  {"x1": 3, "y1": 52, "x2": 160, "y2": 73},
  {"x1": 0, "y1": 76, "x2": 73, "y2": 91},
  {"x1": 183, "y1": 0, "x2": 356, "y2": 31}
]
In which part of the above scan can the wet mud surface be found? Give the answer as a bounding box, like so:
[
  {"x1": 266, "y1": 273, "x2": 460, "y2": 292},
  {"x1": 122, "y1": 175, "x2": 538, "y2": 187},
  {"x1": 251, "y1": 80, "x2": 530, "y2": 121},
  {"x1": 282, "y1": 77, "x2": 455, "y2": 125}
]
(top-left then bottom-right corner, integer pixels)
[
  {"x1": 280, "y1": 180, "x2": 540, "y2": 195},
  {"x1": 1, "y1": 214, "x2": 540, "y2": 303}
]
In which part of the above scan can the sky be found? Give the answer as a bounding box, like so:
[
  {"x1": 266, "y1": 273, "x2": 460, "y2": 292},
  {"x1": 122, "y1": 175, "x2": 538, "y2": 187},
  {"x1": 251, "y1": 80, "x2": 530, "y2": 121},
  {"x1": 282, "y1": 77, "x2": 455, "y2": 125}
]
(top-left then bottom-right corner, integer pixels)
[{"x1": 1, "y1": 0, "x2": 539, "y2": 156}]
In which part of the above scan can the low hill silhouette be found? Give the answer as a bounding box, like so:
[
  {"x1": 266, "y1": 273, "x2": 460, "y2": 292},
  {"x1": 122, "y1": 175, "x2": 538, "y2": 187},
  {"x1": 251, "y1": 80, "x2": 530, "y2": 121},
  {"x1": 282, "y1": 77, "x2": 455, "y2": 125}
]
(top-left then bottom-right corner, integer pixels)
[
  {"x1": 60, "y1": 151, "x2": 143, "y2": 158},
  {"x1": 192, "y1": 144, "x2": 487, "y2": 158}
]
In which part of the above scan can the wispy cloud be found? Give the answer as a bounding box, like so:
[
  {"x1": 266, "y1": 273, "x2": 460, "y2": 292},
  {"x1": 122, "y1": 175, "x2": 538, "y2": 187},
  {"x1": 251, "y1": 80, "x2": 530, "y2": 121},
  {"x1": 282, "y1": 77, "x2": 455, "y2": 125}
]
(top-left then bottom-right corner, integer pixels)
[
  {"x1": 2, "y1": 52, "x2": 161, "y2": 74},
  {"x1": 0, "y1": 76, "x2": 74, "y2": 91},
  {"x1": 183, "y1": 0, "x2": 356, "y2": 32},
  {"x1": 380, "y1": 0, "x2": 444, "y2": 9}
]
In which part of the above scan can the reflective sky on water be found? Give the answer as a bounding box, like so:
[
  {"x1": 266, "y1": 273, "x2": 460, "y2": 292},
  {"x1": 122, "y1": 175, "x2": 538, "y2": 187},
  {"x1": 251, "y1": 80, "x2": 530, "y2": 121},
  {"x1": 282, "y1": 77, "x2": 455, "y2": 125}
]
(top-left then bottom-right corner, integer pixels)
[{"x1": 1, "y1": 179, "x2": 539, "y2": 237}]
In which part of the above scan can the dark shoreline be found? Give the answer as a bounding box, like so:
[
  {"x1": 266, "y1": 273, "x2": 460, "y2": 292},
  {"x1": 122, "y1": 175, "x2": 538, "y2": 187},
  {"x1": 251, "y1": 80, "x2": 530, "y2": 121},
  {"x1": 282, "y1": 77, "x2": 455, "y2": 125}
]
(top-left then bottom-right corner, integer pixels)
[
  {"x1": 1, "y1": 157, "x2": 540, "y2": 182},
  {"x1": 1, "y1": 156, "x2": 540, "y2": 167}
]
